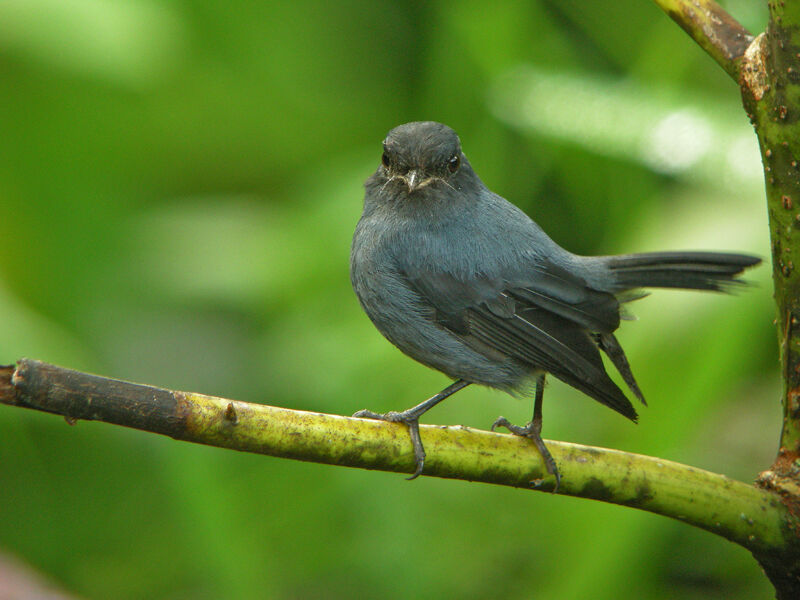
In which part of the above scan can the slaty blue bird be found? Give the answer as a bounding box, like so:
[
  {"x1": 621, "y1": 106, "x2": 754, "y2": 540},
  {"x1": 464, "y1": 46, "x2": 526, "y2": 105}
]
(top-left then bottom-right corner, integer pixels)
[{"x1": 350, "y1": 121, "x2": 760, "y2": 487}]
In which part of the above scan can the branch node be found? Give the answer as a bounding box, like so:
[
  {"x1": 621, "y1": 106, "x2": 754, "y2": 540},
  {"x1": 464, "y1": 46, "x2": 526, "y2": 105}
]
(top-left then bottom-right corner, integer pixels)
[
  {"x1": 224, "y1": 402, "x2": 238, "y2": 424},
  {"x1": 741, "y1": 33, "x2": 769, "y2": 101}
]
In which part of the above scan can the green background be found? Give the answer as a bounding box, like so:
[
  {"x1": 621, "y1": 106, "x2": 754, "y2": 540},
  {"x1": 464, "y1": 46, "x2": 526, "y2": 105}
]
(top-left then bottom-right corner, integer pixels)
[{"x1": 0, "y1": 1, "x2": 779, "y2": 598}]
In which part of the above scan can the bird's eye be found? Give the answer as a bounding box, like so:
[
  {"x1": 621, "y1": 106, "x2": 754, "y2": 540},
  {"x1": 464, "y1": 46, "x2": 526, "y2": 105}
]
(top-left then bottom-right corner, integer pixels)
[
  {"x1": 447, "y1": 154, "x2": 461, "y2": 173},
  {"x1": 381, "y1": 152, "x2": 390, "y2": 168}
]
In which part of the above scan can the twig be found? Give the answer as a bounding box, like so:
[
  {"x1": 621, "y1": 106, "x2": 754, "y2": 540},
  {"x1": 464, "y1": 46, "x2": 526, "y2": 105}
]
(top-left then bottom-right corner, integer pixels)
[{"x1": 652, "y1": 0, "x2": 752, "y2": 81}]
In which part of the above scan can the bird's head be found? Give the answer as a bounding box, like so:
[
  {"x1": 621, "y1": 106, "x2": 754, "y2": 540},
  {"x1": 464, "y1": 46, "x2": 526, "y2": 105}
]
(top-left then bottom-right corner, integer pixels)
[{"x1": 379, "y1": 121, "x2": 465, "y2": 194}]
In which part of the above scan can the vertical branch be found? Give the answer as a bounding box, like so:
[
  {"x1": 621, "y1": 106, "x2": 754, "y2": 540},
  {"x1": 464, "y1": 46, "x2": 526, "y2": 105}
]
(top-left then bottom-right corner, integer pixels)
[{"x1": 740, "y1": 5, "x2": 800, "y2": 464}]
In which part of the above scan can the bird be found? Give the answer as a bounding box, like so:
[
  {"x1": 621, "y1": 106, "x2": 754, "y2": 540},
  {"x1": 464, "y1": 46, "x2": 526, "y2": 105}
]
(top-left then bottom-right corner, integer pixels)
[{"x1": 350, "y1": 121, "x2": 760, "y2": 488}]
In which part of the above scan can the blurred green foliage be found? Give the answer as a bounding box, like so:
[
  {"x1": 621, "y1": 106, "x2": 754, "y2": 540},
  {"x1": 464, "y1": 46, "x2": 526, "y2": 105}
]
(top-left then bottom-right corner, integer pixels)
[{"x1": 0, "y1": 1, "x2": 780, "y2": 598}]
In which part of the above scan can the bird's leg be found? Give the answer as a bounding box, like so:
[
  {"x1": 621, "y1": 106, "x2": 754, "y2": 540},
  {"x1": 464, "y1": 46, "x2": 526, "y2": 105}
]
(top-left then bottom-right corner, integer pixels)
[
  {"x1": 353, "y1": 379, "x2": 471, "y2": 480},
  {"x1": 492, "y1": 374, "x2": 560, "y2": 491}
]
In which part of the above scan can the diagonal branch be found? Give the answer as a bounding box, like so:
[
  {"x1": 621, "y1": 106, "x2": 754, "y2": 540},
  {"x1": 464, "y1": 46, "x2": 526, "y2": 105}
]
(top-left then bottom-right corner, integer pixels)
[
  {"x1": 652, "y1": 0, "x2": 753, "y2": 81},
  {"x1": 0, "y1": 358, "x2": 794, "y2": 559}
]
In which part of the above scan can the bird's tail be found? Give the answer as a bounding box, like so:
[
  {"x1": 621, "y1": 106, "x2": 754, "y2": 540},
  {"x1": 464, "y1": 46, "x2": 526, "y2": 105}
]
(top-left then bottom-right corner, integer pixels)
[
  {"x1": 594, "y1": 251, "x2": 759, "y2": 406},
  {"x1": 604, "y1": 251, "x2": 761, "y2": 292}
]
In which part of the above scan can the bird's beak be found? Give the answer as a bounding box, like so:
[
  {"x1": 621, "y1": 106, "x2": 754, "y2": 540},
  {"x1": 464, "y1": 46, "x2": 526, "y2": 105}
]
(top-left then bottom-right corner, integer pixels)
[{"x1": 405, "y1": 169, "x2": 421, "y2": 193}]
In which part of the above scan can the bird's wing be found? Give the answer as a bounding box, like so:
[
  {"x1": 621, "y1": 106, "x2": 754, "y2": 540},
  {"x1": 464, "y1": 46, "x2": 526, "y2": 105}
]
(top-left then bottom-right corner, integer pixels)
[{"x1": 405, "y1": 259, "x2": 637, "y2": 420}]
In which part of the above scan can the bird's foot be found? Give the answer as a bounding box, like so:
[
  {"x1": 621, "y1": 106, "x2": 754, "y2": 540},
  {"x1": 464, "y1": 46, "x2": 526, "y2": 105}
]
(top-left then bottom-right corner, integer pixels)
[
  {"x1": 491, "y1": 416, "x2": 560, "y2": 492},
  {"x1": 353, "y1": 408, "x2": 426, "y2": 480}
]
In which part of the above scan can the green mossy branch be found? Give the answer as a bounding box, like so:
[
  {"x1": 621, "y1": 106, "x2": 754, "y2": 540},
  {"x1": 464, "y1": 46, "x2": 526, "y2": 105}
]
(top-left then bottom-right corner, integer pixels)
[
  {"x1": 0, "y1": 359, "x2": 793, "y2": 557},
  {"x1": 740, "y1": 4, "x2": 800, "y2": 460}
]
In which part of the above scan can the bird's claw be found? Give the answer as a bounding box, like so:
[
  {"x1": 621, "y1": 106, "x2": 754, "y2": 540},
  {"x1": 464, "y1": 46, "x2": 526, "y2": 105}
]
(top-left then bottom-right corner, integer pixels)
[
  {"x1": 490, "y1": 415, "x2": 560, "y2": 492},
  {"x1": 490, "y1": 416, "x2": 507, "y2": 432},
  {"x1": 353, "y1": 408, "x2": 388, "y2": 420},
  {"x1": 491, "y1": 416, "x2": 533, "y2": 437},
  {"x1": 353, "y1": 408, "x2": 426, "y2": 479}
]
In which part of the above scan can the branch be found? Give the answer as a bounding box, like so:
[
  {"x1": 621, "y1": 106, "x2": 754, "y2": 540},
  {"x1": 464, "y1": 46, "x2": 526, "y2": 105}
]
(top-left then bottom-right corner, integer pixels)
[
  {"x1": 0, "y1": 358, "x2": 794, "y2": 558},
  {"x1": 652, "y1": 0, "x2": 752, "y2": 81},
  {"x1": 738, "y1": 4, "x2": 800, "y2": 468}
]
